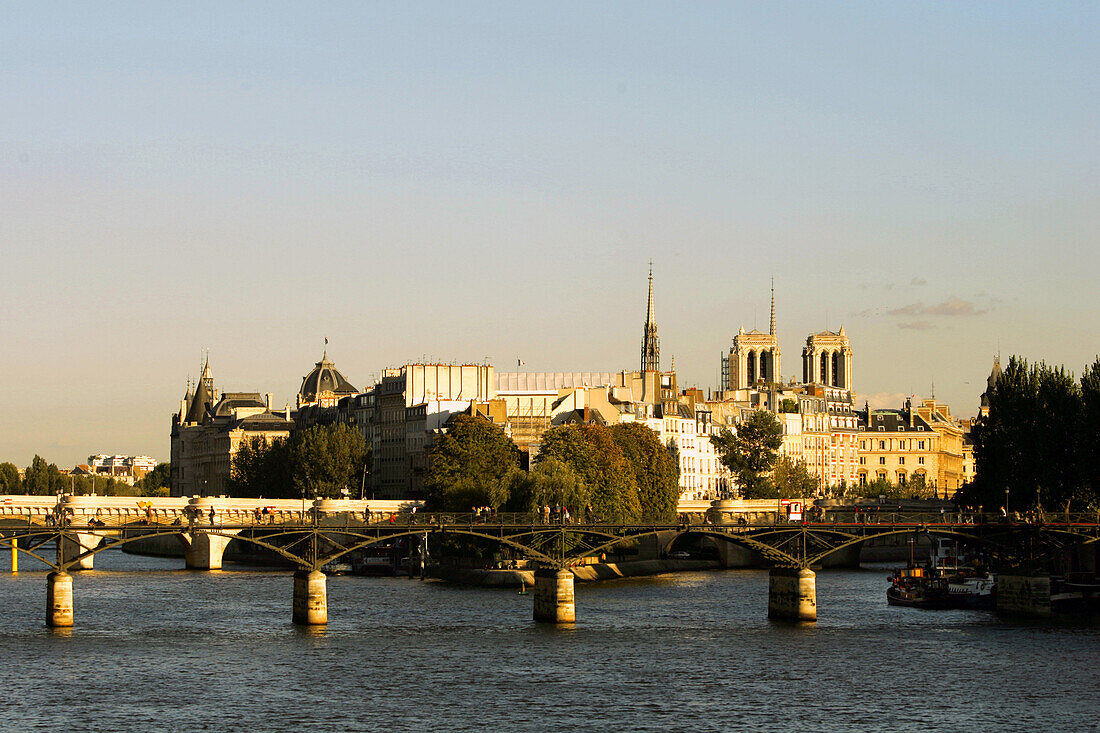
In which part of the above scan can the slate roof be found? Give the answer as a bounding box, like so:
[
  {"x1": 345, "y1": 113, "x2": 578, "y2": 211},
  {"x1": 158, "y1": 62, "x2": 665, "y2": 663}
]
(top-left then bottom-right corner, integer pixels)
[{"x1": 299, "y1": 353, "x2": 357, "y2": 402}]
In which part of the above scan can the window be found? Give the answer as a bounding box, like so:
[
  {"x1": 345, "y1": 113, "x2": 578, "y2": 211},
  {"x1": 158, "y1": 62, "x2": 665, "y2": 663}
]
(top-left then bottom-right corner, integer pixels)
[
  {"x1": 859, "y1": 457, "x2": 866, "y2": 465},
  {"x1": 878, "y1": 457, "x2": 886, "y2": 465},
  {"x1": 898, "y1": 457, "x2": 905, "y2": 465},
  {"x1": 918, "y1": 457, "x2": 925, "y2": 465},
  {"x1": 879, "y1": 440, "x2": 886, "y2": 450},
  {"x1": 918, "y1": 440, "x2": 925, "y2": 450}
]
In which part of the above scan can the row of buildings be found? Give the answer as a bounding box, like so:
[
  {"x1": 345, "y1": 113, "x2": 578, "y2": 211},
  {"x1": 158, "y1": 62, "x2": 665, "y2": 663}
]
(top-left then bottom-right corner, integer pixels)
[{"x1": 170, "y1": 269, "x2": 982, "y2": 501}]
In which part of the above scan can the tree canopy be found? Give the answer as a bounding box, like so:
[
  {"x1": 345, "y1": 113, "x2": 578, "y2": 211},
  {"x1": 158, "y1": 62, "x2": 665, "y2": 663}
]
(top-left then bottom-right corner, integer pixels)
[
  {"x1": 769, "y1": 456, "x2": 819, "y2": 499},
  {"x1": 609, "y1": 422, "x2": 680, "y2": 521},
  {"x1": 960, "y1": 355, "x2": 1100, "y2": 511},
  {"x1": 710, "y1": 411, "x2": 784, "y2": 499},
  {"x1": 424, "y1": 414, "x2": 520, "y2": 510},
  {"x1": 229, "y1": 424, "x2": 367, "y2": 499},
  {"x1": 0, "y1": 462, "x2": 20, "y2": 494},
  {"x1": 537, "y1": 423, "x2": 642, "y2": 522}
]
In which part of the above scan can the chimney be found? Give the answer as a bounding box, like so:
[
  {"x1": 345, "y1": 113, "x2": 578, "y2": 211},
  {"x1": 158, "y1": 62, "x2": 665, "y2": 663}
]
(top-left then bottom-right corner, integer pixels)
[
  {"x1": 266, "y1": 392, "x2": 274, "y2": 410},
  {"x1": 284, "y1": 404, "x2": 291, "y2": 421}
]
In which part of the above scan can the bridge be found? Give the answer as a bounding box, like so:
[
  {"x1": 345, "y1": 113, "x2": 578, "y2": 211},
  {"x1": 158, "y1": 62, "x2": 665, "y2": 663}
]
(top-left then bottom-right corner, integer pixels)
[{"x1": 1, "y1": 495, "x2": 1097, "y2": 628}]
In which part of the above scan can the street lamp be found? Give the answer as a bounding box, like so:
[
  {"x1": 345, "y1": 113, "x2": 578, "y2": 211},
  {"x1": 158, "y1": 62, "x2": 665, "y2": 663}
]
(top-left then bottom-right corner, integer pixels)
[{"x1": 1004, "y1": 487, "x2": 1010, "y2": 517}]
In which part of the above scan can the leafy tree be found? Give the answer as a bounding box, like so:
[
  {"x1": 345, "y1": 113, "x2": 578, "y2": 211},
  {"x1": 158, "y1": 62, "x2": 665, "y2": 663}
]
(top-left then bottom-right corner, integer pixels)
[
  {"x1": 858, "y1": 476, "x2": 910, "y2": 501},
  {"x1": 228, "y1": 436, "x2": 292, "y2": 498},
  {"x1": 779, "y1": 398, "x2": 799, "y2": 414},
  {"x1": 1078, "y1": 357, "x2": 1100, "y2": 509},
  {"x1": 424, "y1": 414, "x2": 520, "y2": 510},
  {"x1": 288, "y1": 424, "x2": 367, "y2": 499},
  {"x1": 963, "y1": 356, "x2": 1094, "y2": 512},
  {"x1": 0, "y1": 462, "x2": 20, "y2": 493},
  {"x1": 770, "y1": 456, "x2": 819, "y2": 499},
  {"x1": 506, "y1": 457, "x2": 589, "y2": 513},
  {"x1": 134, "y1": 463, "x2": 171, "y2": 495},
  {"x1": 609, "y1": 422, "x2": 680, "y2": 522},
  {"x1": 22, "y1": 455, "x2": 57, "y2": 496},
  {"x1": 1035, "y1": 365, "x2": 1081, "y2": 511},
  {"x1": 710, "y1": 411, "x2": 783, "y2": 499},
  {"x1": 537, "y1": 423, "x2": 642, "y2": 522}
]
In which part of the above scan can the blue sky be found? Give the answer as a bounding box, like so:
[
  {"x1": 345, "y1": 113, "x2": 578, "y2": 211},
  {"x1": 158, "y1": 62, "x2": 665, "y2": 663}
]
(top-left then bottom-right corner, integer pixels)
[{"x1": 1, "y1": 2, "x2": 1097, "y2": 467}]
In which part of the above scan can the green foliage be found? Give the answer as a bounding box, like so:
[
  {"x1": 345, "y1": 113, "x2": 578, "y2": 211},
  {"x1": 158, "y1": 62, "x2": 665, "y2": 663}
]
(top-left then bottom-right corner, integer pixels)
[
  {"x1": 769, "y1": 456, "x2": 819, "y2": 499},
  {"x1": 288, "y1": 424, "x2": 367, "y2": 499},
  {"x1": 134, "y1": 463, "x2": 171, "y2": 495},
  {"x1": 228, "y1": 424, "x2": 366, "y2": 499},
  {"x1": 609, "y1": 422, "x2": 680, "y2": 522},
  {"x1": 857, "y1": 476, "x2": 913, "y2": 501},
  {"x1": 424, "y1": 414, "x2": 520, "y2": 510},
  {"x1": 779, "y1": 398, "x2": 799, "y2": 414},
  {"x1": 228, "y1": 435, "x2": 291, "y2": 498},
  {"x1": 961, "y1": 356, "x2": 1097, "y2": 511},
  {"x1": 0, "y1": 462, "x2": 20, "y2": 493},
  {"x1": 506, "y1": 457, "x2": 590, "y2": 513},
  {"x1": 22, "y1": 455, "x2": 62, "y2": 496},
  {"x1": 537, "y1": 423, "x2": 642, "y2": 523},
  {"x1": 710, "y1": 411, "x2": 784, "y2": 499}
]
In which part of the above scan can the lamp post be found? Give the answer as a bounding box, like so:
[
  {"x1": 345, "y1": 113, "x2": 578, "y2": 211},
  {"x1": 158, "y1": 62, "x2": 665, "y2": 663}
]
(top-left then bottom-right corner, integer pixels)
[{"x1": 1004, "y1": 487, "x2": 1010, "y2": 518}]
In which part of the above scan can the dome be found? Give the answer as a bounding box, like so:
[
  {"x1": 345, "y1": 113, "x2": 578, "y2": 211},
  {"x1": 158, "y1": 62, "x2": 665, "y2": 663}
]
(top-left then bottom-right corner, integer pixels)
[{"x1": 298, "y1": 351, "x2": 357, "y2": 406}]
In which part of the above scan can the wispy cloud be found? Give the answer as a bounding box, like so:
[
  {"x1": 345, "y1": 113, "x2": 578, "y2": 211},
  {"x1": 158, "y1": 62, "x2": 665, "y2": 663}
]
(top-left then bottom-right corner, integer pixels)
[
  {"x1": 886, "y1": 297, "x2": 986, "y2": 318},
  {"x1": 910, "y1": 277, "x2": 927, "y2": 286},
  {"x1": 898, "y1": 321, "x2": 935, "y2": 330}
]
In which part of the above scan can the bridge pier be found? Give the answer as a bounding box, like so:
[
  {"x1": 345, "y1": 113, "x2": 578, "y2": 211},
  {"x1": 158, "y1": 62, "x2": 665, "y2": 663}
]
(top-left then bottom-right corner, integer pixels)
[
  {"x1": 292, "y1": 569, "x2": 328, "y2": 625},
  {"x1": 533, "y1": 568, "x2": 575, "y2": 624},
  {"x1": 181, "y1": 531, "x2": 239, "y2": 570},
  {"x1": 46, "y1": 571, "x2": 74, "y2": 627},
  {"x1": 57, "y1": 532, "x2": 101, "y2": 570},
  {"x1": 768, "y1": 567, "x2": 817, "y2": 622},
  {"x1": 996, "y1": 574, "x2": 1052, "y2": 618}
]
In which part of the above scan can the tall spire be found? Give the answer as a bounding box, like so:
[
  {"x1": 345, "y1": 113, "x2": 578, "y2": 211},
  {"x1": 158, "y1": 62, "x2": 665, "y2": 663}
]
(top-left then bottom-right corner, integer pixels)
[
  {"x1": 640, "y1": 261, "x2": 660, "y2": 372},
  {"x1": 769, "y1": 278, "x2": 776, "y2": 336}
]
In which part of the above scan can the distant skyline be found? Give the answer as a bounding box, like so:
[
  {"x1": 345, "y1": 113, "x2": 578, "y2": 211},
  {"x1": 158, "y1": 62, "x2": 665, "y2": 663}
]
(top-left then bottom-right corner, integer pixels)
[{"x1": 2, "y1": 3, "x2": 1097, "y2": 467}]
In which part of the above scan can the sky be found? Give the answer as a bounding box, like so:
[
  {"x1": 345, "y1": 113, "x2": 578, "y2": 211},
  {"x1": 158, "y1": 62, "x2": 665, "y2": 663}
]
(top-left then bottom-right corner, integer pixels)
[{"x1": 1, "y1": 2, "x2": 1097, "y2": 468}]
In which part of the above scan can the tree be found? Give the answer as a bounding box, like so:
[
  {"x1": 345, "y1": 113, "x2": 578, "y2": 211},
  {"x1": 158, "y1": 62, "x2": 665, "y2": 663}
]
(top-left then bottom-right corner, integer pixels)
[
  {"x1": 710, "y1": 411, "x2": 783, "y2": 499},
  {"x1": 424, "y1": 414, "x2": 520, "y2": 510},
  {"x1": 962, "y1": 356, "x2": 1092, "y2": 512},
  {"x1": 537, "y1": 423, "x2": 642, "y2": 523},
  {"x1": 609, "y1": 422, "x2": 680, "y2": 522},
  {"x1": 770, "y1": 456, "x2": 819, "y2": 499},
  {"x1": 228, "y1": 436, "x2": 291, "y2": 498},
  {"x1": 506, "y1": 457, "x2": 589, "y2": 514},
  {"x1": 779, "y1": 398, "x2": 799, "y2": 414},
  {"x1": 22, "y1": 455, "x2": 57, "y2": 496},
  {"x1": 288, "y1": 424, "x2": 367, "y2": 499},
  {"x1": 134, "y1": 463, "x2": 171, "y2": 495},
  {"x1": 1078, "y1": 357, "x2": 1100, "y2": 509},
  {"x1": 0, "y1": 462, "x2": 20, "y2": 494}
]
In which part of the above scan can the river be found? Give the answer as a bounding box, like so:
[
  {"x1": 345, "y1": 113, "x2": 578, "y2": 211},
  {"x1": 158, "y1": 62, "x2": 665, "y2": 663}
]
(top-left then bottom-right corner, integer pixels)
[{"x1": 0, "y1": 549, "x2": 1096, "y2": 732}]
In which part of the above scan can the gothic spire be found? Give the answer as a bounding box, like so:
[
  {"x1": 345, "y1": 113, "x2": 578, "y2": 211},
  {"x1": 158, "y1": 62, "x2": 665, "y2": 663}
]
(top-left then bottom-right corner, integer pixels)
[
  {"x1": 640, "y1": 261, "x2": 660, "y2": 372},
  {"x1": 769, "y1": 278, "x2": 776, "y2": 336}
]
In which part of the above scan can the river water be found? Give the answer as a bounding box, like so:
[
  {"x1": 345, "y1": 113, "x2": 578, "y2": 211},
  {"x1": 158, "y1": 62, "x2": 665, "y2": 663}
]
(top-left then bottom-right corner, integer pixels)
[{"x1": 1, "y1": 549, "x2": 1096, "y2": 732}]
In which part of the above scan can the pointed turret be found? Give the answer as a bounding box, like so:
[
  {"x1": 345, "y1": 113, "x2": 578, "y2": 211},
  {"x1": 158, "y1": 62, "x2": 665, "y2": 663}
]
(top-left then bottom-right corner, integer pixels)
[
  {"x1": 184, "y1": 357, "x2": 214, "y2": 424},
  {"x1": 640, "y1": 262, "x2": 660, "y2": 372}
]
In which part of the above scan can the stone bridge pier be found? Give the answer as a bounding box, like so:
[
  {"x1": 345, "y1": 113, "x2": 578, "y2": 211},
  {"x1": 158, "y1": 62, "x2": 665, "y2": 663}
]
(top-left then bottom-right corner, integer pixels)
[
  {"x1": 46, "y1": 571, "x2": 74, "y2": 627},
  {"x1": 57, "y1": 532, "x2": 102, "y2": 570},
  {"x1": 179, "y1": 530, "x2": 241, "y2": 570},
  {"x1": 293, "y1": 569, "x2": 327, "y2": 625},
  {"x1": 533, "y1": 568, "x2": 575, "y2": 624},
  {"x1": 768, "y1": 567, "x2": 817, "y2": 622}
]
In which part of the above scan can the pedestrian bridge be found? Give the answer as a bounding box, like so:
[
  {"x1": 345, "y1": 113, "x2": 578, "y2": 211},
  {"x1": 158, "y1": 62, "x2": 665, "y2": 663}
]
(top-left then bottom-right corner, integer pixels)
[{"x1": 1, "y1": 495, "x2": 1097, "y2": 628}]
